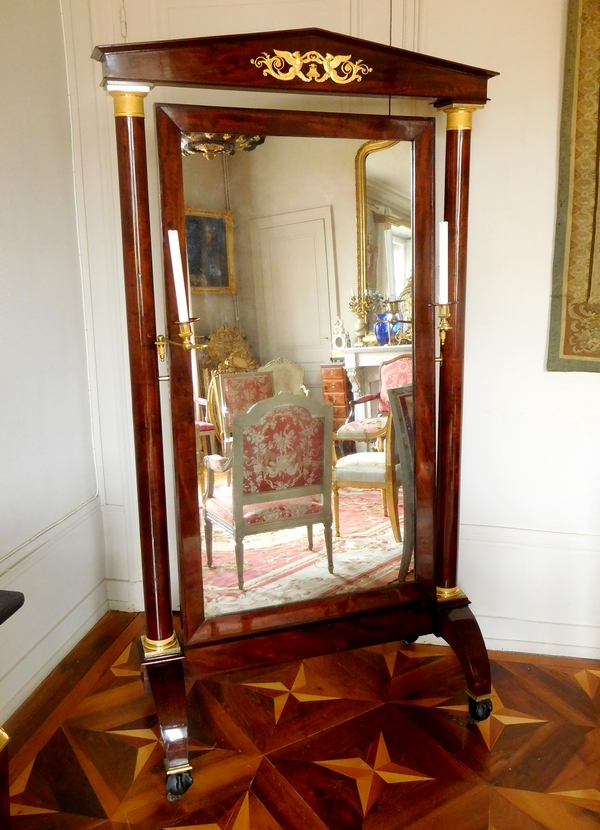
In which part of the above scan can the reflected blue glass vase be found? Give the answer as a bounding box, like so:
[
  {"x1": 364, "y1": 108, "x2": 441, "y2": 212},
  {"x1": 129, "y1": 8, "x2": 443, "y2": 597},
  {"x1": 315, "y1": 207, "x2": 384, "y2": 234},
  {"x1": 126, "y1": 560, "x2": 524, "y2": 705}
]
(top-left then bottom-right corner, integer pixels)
[{"x1": 373, "y1": 313, "x2": 389, "y2": 346}]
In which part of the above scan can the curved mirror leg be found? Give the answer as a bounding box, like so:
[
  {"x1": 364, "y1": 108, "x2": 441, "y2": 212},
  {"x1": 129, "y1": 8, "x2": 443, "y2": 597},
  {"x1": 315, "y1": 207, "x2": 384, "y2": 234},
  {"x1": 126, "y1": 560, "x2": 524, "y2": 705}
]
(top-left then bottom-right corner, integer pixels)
[
  {"x1": 142, "y1": 653, "x2": 193, "y2": 799},
  {"x1": 436, "y1": 604, "x2": 493, "y2": 722}
]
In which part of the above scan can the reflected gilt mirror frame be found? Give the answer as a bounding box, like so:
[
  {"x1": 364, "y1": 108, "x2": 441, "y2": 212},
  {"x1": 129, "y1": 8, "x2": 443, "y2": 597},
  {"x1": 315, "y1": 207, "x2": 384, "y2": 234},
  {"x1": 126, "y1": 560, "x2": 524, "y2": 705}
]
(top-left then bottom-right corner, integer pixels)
[
  {"x1": 355, "y1": 139, "x2": 402, "y2": 300},
  {"x1": 93, "y1": 28, "x2": 497, "y2": 796}
]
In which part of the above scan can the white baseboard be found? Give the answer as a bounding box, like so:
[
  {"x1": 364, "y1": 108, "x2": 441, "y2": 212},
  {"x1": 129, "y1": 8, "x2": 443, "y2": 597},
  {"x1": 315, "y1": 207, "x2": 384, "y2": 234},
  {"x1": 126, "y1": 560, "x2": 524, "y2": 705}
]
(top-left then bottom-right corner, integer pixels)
[
  {"x1": 106, "y1": 578, "x2": 144, "y2": 612},
  {"x1": 474, "y1": 616, "x2": 600, "y2": 659},
  {"x1": 417, "y1": 623, "x2": 600, "y2": 660},
  {"x1": 4, "y1": 515, "x2": 599, "y2": 725},
  {"x1": 0, "y1": 502, "x2": 109, "y2": 721},
  {"x1": 109, "y1": 523, "x2": 600, "y2": 658},
  {"x1": 0, "y1": 587, "x2": 108, "y2": 723},
  {"x1": 455, "y1": 523, "x2": 600, "y2": 658}
]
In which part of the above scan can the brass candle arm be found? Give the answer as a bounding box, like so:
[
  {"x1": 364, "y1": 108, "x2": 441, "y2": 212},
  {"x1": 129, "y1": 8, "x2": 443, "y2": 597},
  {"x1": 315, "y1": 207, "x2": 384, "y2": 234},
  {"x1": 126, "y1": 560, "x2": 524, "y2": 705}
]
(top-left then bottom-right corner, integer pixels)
[
  {"x1": 155, "y1": 319, "x2": 208, "y2": 362},
  {"x1": 434, "y1": 303, "x2": 453, "y2": 364},
  {"x1": 438, "y1": 304, "x2": 452, "y2": 344}
]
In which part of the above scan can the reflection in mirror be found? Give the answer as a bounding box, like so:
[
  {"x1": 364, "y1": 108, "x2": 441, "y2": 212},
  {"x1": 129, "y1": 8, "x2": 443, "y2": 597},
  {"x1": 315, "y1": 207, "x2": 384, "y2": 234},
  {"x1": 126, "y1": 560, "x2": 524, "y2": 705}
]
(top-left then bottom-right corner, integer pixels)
[
  {"x1": 176, "y1": 126, "x2": 415, "y2": 619},
  {"x1": 355, "y1": 141, "x2": 412, "y2": 345}
]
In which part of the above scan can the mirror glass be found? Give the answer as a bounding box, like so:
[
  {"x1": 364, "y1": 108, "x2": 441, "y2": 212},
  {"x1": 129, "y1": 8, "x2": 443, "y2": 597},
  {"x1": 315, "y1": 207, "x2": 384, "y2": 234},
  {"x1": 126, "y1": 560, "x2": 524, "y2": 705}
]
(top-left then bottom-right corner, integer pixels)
[
  {"x1": 171, "y1": 120, "x2": 416, "y2": 619},
  {"x1": 365, "y1": 141, "x2": 412, "y2": 299},
  {"x1": 356, "y1": 140, "x2": 413, "y2": 344}
]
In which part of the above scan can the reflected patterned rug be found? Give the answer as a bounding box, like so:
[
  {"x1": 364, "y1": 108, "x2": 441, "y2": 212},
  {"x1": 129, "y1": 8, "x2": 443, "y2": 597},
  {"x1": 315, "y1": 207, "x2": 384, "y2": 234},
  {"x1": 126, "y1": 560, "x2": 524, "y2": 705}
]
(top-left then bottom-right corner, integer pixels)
[{"x1": 203, "y1": 489, "x2": 410, "y2": 616}]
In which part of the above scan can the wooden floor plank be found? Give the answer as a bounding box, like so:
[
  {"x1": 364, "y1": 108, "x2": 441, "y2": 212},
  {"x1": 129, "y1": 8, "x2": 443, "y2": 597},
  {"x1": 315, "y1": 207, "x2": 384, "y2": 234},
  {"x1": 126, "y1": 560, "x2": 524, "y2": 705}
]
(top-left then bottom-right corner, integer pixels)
[
  {"x1": 6, "y1": 612, "x2": 144, "y2": 781},
  {"x1": 8, "y1": 613, "x2": 600, "y2": 829}
]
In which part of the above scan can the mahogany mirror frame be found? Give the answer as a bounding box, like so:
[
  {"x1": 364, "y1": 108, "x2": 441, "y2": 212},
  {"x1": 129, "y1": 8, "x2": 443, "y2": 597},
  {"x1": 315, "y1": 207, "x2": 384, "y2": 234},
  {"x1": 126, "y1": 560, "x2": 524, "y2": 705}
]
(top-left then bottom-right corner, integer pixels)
[
  {"x1": 92, "y1": 28, "x2": 498, "y2": 797},
  {"x1": 157, "y1": 102, "x2": 436, "y2": 646}
]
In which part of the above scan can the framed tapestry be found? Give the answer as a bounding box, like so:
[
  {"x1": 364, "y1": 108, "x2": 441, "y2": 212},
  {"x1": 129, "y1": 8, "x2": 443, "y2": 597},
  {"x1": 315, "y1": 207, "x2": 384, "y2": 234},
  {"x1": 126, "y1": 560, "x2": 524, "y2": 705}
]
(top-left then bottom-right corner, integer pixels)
[
  {"x1": 185, "y1": 208, "x2": 237, "y2": 294},
  {"x1": 548, "y1": 0, "x2": 600, "y2": 370}
]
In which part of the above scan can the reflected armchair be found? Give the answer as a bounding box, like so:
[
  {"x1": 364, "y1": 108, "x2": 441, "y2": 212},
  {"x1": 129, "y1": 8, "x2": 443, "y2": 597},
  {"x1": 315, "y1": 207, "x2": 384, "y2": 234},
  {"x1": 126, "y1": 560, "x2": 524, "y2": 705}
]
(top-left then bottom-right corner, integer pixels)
[
  {"x1": 194, "y1": 396, "x2": 217, "y2": 492},
  {"x1": 388, "y1": 385, "x2": 415, "y2": 582},
  {"x1": 258, "y1": 358, "x2": 309, "y2": 396},
  {"x1": 217, "y1": 370, "x2": 274, "y2": 454},
  {"x1": 336, "y1": 353, "x2": 412, "y2": 448},
  {"x1": 333, "y1": 411, "x2": 402, "y2": 543},
  {"x1": 203, "y1": 392, "x2": 334, "y2": 589}
]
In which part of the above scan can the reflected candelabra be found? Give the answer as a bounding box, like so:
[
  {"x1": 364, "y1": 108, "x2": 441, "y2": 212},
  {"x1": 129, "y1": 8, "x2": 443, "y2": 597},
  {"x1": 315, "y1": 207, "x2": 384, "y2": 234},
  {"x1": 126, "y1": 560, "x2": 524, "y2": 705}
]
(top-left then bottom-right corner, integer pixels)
[
  {"x1": 385, "y1": 298, "x2": 412, "y2": 345},
  {"x1": 369, "y1": 281, "x2": 413, "y2": 347},
  {"x1": 349, "y1": 290, "x2": 384, "y2": 345}
]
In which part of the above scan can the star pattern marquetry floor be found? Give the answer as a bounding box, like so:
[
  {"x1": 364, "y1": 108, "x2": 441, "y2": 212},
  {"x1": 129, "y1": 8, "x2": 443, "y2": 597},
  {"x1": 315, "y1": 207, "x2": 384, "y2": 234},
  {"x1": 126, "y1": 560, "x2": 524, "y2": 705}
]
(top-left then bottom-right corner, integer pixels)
[{"x1": 7, "y1": 613, "x2": 600, "y2": 829}]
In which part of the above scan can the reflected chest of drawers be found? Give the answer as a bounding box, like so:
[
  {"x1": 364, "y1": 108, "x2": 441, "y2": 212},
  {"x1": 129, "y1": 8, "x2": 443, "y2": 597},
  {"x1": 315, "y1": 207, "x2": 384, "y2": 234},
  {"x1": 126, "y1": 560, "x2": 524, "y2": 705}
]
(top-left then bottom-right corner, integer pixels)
[{"x1": 321, "y1": 363, "x2": 353, "y2": 431}]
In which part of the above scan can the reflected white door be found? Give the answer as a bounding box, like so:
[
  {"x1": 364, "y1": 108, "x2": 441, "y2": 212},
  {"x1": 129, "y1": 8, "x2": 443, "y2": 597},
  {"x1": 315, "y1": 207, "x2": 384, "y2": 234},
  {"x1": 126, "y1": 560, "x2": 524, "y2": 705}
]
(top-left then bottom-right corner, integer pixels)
[{"x1": 251, "y1": 206, "x2": 338, "y2": 397}]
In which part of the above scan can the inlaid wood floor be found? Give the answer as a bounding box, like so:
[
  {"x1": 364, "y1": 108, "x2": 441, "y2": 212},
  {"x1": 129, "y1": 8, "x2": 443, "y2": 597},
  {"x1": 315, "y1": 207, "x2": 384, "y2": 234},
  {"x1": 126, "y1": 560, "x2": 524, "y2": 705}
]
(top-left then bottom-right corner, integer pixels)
[{"x1": 6, "y1": 612, "x2": 600, "y2": 829}]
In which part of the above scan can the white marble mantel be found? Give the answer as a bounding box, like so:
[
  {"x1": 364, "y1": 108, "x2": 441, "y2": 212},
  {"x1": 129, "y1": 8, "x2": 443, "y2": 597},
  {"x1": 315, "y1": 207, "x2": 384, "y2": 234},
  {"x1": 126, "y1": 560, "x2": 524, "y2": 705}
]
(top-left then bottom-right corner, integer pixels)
[{"x1": 341, "y1": 344, "x2": 412, "y2": 399}]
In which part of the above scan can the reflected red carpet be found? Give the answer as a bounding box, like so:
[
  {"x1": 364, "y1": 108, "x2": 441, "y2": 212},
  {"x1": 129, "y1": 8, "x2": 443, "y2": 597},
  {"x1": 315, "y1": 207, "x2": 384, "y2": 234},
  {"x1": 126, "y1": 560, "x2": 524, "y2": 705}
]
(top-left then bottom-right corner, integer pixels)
[{"x1": 203, "y1": 489, "x2": 409, "y2": 616}]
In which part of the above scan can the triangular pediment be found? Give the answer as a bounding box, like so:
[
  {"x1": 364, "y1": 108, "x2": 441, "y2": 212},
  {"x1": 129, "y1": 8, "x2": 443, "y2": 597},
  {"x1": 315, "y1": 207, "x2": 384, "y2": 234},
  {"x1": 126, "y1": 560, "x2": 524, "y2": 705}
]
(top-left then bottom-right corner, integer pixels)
[{"x1": 93, "y1": 27, "x2": 497, "y2": 104}]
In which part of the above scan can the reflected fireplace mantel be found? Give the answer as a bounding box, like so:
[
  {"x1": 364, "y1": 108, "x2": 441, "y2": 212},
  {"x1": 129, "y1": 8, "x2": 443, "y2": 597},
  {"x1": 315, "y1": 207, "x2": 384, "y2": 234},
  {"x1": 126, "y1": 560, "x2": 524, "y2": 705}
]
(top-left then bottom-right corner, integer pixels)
[{"x1": 340, "y1": 343, "x2": 412, "y2": 398}]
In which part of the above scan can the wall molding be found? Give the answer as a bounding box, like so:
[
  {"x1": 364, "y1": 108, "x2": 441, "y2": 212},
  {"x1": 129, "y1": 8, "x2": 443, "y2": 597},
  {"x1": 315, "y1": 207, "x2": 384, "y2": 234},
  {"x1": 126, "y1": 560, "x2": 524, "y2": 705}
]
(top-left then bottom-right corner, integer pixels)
[
  {"x1": 455, "y1": 522, "x2": 600, "y2": 657},
  {"x1": 392, "y1": 0, "x2": 421, "y2": 52},
  {"x1": 0, "y1": 585, "x2": 108, "y2": 723},
  {"x1": 0, "y1": 498, "x2": 102, "y2": 578},
  {"x1": 0, "y1": 504, "x2": 107, "y2": 721}
]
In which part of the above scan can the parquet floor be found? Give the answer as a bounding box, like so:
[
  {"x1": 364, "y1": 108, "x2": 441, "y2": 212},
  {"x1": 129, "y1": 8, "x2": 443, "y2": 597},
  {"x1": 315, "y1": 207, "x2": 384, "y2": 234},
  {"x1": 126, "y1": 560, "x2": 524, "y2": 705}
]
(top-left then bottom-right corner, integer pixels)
[{"x1": 6, "y1": 612, "x2": 600, "y2": 829}]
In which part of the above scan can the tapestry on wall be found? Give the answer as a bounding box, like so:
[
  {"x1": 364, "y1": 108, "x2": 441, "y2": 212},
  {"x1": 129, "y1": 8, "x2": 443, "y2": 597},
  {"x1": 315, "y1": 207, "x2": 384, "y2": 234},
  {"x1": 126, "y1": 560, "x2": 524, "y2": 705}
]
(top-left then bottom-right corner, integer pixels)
[{"x1": 548, "y1": 0, "x2": 600, "y2": 371}]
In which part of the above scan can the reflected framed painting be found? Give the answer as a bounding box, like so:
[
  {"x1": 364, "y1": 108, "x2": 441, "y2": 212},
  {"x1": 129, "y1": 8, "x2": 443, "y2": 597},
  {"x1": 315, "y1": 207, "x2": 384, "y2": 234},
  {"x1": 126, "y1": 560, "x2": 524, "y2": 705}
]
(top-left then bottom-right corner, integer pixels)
[{"x1": 185, "y1": 208, "x2": 237, "y2": 294}]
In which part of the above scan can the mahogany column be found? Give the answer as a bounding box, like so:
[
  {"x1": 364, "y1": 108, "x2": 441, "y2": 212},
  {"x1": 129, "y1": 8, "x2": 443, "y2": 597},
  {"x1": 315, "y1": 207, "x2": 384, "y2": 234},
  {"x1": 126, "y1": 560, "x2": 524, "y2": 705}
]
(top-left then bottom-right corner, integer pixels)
[
  {"x1": 433, "y1": 105, "x2": 492, "y2": 714},
  {"x1": 108, "y1": 87, "x2": 177, "y2": 654},
  {"x1": 435, "y1": 104, "x2": 483, "y2": 599},
  {"x1": 108, "y1": 86, "x2": 192, "y2": 795}
]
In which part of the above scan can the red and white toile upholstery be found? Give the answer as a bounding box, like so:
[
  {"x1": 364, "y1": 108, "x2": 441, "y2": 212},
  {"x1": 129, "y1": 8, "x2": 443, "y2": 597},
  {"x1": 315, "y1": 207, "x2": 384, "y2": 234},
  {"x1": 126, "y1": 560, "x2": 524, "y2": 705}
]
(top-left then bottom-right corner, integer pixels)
[
  {"x1": 217, "y1": 370, "x2": 274, "y2": 453},
  {"x1": 335, "y1": 417, "x2": 386, "y2": 442},
  {"x1": 206, "y1": 490, "x2": 323, "y2": 527},
  {"x1": 203, "y1": 392, "x2": 334, "y2": 589},
  {"x1": 336, "y1": 354, "x2": 412, "y2": 444}
]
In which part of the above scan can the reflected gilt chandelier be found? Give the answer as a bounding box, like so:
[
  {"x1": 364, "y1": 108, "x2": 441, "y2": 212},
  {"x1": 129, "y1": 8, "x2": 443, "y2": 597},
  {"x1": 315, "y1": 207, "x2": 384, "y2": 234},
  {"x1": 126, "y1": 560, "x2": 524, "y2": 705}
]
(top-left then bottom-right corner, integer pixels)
[{"x1": 181, "y1": 131, "x2": 266, "y2": 160}]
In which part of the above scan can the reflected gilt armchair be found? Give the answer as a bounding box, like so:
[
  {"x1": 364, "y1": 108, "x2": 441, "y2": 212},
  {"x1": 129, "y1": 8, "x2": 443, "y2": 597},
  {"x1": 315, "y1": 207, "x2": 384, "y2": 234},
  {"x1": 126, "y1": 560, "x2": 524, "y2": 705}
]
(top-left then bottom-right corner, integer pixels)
[
  {"x1": 333, "y1": 410, "x2": 402, "y2": 544},
  {"x1": 203, "y1": 392, "x2": 334, "y2": 589},
  {"x1": 258, "y1": 358, "x2": 309, "y2": 396},
  {"x1": 194, "y1": 396, "x2": 217, "y2": 494},
  {"x1": 336, "y1": 353, "x2": 412, "y2": 448}
]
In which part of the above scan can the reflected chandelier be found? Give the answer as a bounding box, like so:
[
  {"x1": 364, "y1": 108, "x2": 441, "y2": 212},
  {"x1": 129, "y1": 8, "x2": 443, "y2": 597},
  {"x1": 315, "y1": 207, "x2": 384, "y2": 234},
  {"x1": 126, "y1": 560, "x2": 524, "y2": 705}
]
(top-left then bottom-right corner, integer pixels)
[{"x1": 181, "y1": 132, "x2": 266, "y2": 160}]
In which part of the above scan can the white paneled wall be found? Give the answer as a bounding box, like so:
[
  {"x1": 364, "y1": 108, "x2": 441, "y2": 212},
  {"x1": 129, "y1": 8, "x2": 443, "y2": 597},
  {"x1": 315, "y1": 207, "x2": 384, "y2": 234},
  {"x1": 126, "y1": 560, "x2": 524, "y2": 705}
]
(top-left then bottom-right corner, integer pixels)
[
  {"x1": 418, "y1": 0, "x2": 600, "y2": 656},
  {"x1": 123, "y1": 0, "x2": 392, "y2": 43},
  {"x1": 0, "y1": 0, "x2": 107, "y2": 721}
]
